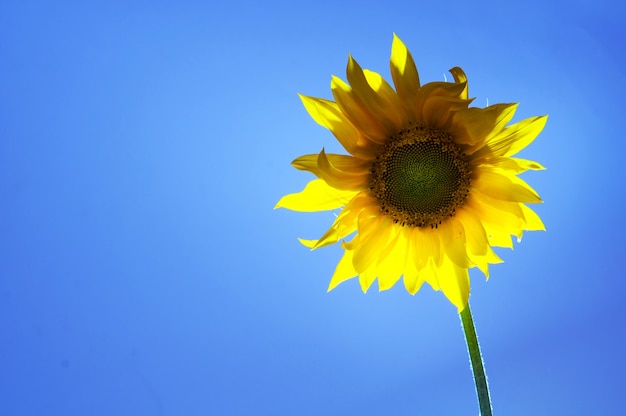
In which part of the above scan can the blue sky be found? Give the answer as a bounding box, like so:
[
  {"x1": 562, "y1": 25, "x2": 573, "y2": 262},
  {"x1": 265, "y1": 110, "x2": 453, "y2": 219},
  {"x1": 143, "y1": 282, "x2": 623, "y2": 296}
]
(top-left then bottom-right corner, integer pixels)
[{"x1": 1, "y1": 0, "x2": 624, "y2": 415}]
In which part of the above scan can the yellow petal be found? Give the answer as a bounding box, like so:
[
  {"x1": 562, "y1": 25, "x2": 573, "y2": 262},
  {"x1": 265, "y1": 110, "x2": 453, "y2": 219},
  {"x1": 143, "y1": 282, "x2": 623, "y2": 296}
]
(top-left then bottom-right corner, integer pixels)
[
  {"x1": 313, "y1": 192, "x2": 377, "y2": 249},
  {"x1": 403, "y1": 230, "x2": 426, "y2": 294},
  {"x1": 331, "y1": 76, "x2": 389, "y2": 143},
  {"x1": 356, "y1": 268, "x2": 376, "y2": 293},
  {"x1": 415, "y1": 81, "x2": 471, "y2": 127},
  {"x1": 451, "y1": 103, "x2": 518, "y2": 147},
  {"x1": 327, "y1": 247, "x2": 358, "y2": 291},
  {"x1": 466, "y1": 197, "x2": 516, "y2": 248},
  {"x1": 437, "y1": 256, "x2": 470, "y2": 312},
  {"x1": 376, "y1": 225, "x2": 405, "y2": 291},
  {"x1": 292, "y1": 149, "x2": 369, "y2": 191},
  {"x1": 449, "y1": 67, "x2": 469, "y2": 100},
  {"x1": 315, "y1": 149, "x2": 369, "y2": 190},
  {"x1": 520, "y1": 204, "x2": 546, "y2": 231},
  {"x1": 472, "y1": 190, "x2": 525, "y2": 219},
  {"x1": 292, "y1": 151, "x2": 370, "y2": 173},
  {"x1": 467, "y1": 193, "x2": 524, "y2": 246},
  {"x1": 469, "y1": 245, "x2": 503, "y2": 278},
  {"x1": 403, "y1": 270, "x2": 425, "y2": 295},
  {"x1": 274, "y1": 179, "x2": 357, "y2": 212},
  {"x1": 298, "y1": 238, "x2": 317, "y2": 248},
  {"x1": 419, "y1": 260, "x2": 439, "y2": 291},
  {"x1": 363, "y1": 69, "x2": 407, "y2": 128},
  {"x1": 425, "y1": 227, "x2": 442, "y2": 267},
  {"x1": 352, "y1": 216, "x2": 393, "y2": 275},
  {"x1": 473, "y1": 155, "x2": 546, "y2": 173},
  {"x1": 487, "y1": 115, "x2": 548, "y2": 157},
  {"x1": 439, "y1": 218, "x2": 470, "y2": 269},
  {"x1": 456, "y1": 208, "x2": 488, "y2": 257},
  {"x1": 390, "y1": 34, "x2": 420, "y2": 116},
  {"x1": 509, "y1": 158, "x2": 546, "y2": 172},
  {"x1": 423, "y1": 95, "x2": 471, "y2": 129},
  {"x1": 299, "y1": 94, "x2": 376, "y2": 159},
  {"x1": 398, "y1": 227, "x2": 421, "y2": 295},
  {"x1": 346, "y1": 56, "x2": 404, "y2": 133},
  {"x1": 413, "y1": 227, "x2": 438, "y2": 270},
  {"x1": 472, "y1": 169, "x2": 542, "y2": 203},
  {"x1": 481, "y1": 222, "x2": 513, "y2": 248}
]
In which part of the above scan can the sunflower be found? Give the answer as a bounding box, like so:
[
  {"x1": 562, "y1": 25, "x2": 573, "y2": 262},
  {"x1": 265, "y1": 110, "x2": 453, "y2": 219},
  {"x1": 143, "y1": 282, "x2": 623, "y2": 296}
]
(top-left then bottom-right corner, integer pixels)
[{"x1": 276, "y1": 34, "x2": 547, "y2": 311}]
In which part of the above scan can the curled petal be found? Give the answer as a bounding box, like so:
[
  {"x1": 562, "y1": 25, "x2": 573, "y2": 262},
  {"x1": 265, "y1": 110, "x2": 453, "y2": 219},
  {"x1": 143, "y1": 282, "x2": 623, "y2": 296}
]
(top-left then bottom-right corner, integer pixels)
[
  {"x1": 449, "y1": 67, "x2": 469, "y2": 100},
  {"x1": 292, "y1": 149, "x2": 370, "y2": 191}
]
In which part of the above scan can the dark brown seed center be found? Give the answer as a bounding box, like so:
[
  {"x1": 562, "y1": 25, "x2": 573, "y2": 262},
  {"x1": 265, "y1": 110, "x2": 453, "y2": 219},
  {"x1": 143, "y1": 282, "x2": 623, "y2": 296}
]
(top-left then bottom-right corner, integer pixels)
[{"x1": 369, "y1": 124, "x2": 471, "y2": 228}]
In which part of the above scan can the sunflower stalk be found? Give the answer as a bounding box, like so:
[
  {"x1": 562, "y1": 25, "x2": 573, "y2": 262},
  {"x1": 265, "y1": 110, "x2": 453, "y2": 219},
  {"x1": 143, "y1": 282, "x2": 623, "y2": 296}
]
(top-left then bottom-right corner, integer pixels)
[{"x1": 460, "y1": 304, "x2": 492, "y2": 416}]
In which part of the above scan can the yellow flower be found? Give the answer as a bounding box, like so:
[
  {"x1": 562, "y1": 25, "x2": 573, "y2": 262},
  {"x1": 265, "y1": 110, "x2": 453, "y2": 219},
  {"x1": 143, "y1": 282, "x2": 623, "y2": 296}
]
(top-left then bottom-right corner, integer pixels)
[{"x1": 276, "y1": 34, "x2": 547, "y2": 311}]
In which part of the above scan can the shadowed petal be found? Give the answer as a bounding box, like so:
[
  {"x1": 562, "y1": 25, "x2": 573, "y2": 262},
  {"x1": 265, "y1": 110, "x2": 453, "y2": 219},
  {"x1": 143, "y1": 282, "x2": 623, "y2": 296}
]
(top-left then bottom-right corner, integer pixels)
[{"x1": 299, "y1": 94, "x2": 378, "y2": 159}]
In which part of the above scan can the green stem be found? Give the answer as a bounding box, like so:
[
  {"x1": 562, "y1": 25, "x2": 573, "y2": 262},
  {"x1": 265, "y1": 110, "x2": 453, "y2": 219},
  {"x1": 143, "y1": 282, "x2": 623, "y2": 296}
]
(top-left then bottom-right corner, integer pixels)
[{"x1": 460, "y1": 304, "x2": 492, "y2": 416}]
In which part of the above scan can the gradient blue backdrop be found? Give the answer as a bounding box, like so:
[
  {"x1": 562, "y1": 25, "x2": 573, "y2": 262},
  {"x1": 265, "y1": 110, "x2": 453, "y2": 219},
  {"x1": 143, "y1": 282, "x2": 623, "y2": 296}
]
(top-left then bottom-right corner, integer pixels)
[{"x1": 1, "y1": 0, "x2": 624, "y2": 415}]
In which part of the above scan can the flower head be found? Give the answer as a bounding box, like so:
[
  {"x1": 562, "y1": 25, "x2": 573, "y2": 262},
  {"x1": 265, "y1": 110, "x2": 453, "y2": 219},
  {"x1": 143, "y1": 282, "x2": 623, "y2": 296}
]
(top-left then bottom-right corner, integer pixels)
[{"x1": 276, "y1": 34, "x2": 547, "y2": 311}]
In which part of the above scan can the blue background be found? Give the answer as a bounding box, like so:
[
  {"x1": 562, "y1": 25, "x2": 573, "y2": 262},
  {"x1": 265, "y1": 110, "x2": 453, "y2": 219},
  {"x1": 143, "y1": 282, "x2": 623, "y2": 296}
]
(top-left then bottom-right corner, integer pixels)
[{"x1": 1, "y1": 0, "x2": 624, "y2": 415}]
